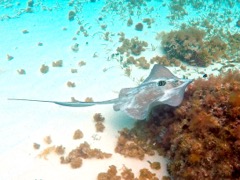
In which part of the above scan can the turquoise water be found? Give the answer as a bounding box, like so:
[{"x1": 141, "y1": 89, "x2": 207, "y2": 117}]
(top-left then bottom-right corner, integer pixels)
[{"x1": 0, "y1": 0, "x2": 239, "y2": 179}]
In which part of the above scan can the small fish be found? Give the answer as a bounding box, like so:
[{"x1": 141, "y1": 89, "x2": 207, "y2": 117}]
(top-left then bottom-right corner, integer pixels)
[{"x1": 9, "y1": 65, "x2": 193, "y2": 120}]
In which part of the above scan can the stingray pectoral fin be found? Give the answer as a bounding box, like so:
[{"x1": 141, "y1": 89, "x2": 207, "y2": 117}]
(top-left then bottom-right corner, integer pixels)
[
  {"x1": 161, "y1": 94, "x2": 183, "y2": 106},
  {"x1": 161, "y1": 79, "x2": 193, "y2": 106},
  {"x1": 118, "y1": 88, "x2": 133, "y2": 98},
  {"x1": 143, "y1": 64, "x2": 177, "y2": 83},
  {"x1": 113, "y1": 88, "x2": 135, "y2": 111},
  {"x1": 8, "y1": 98, "x2": 96, "y2": 107},
  {"x1": 161, "y1": 88, "x2": 186, "y2": 107},
  {"x1": 123, "y1": 107, "x2": 149, "y2": 120}
]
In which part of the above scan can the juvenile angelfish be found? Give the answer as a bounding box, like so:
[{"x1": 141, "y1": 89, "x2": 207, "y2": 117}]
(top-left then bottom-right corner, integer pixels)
[{"x1": 9, "y1": 65, "x2": 193, "y2": 120}]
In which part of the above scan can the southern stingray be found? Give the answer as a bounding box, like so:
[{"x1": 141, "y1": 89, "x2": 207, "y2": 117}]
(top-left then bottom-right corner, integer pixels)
[{"x1": 9, "y1": 65, "x2": 193, "y2": 120}]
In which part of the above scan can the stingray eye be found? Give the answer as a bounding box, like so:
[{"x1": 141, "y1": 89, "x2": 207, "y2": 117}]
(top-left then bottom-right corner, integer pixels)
[{"x1": 158, "y1": 80, "x2": 166, "y2": 86}]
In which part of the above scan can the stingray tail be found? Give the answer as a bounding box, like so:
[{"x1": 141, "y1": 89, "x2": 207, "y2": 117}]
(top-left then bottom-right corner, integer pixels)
[{"x1": 8, "y1": 98, "x2": 118, "y2": 107}]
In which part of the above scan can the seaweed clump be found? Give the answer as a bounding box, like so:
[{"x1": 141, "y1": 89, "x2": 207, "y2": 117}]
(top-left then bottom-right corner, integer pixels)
[
  {"x1": 27, "y1": 0, "x2": 34, "y2": 7},
  {"x1": 61, "y1": 141, "x2": 112, "y2": 168},
  {"x1": 124, "y1": 56, "x2": 150, "y2": 69},
  {"x1": 40, "y1": 64, "x2": 49, "y2": 74},
  {"x1": 150, "y1": 55, "x2": 182, "y2": 67},
  {"x1": 38, "y1": 145, "x2": 65, "y2": 160},
  {"x1": 117, "y1": 37, "x2": 148, "y2": 56},
  {"x1": 7, "y1": 54, "x2": 14, "y2": 61},
  {"x1": 52, "y1": 60, "x2": 63, "y2": 67},
  {"x1": 44, "y1": 135, "x2": 52, "y2": 144},
  {"x1": 93, "y1": 113, "x2": 105, "y2": 132},
  {"x1": 97, "y1": 165, "x2": 121, "y2": 180},
  {"x1": 17, "y1": 69, "x2": 26, "y2": 75},
  {"x1": 67, "y1": 81, "x2": 76, "y2": 88},
  {"x1": 116, "y1": 69, "x2": 240, "y2": 179},
  {"x1": 160, "y1": 27, "x2": 227, "y2": 66},
  {"x1": 97, "y1": 165, "x2": 159, "y2": 180},
  {"x1": 33, "y1": 143, "x2": 40, "y2": 149},
  {"x1": 73, "y1": 129, "x2": 84, "y2": 140},
  {"x1": 159, "y1": 70, "x2": 240, "y2": 179},
  {"x1": 135, "y1": 22, "x2": 143, "y2": 31},
  {"x1": 139, "y1": 168, "x2": 158, "y2": 180},
  {"x1": 115, "y1": 127, "x2": 155, "y2": 160},
  {"x1": 68, "y1": 10, "x2": 76, "y2": 21},
  {"x1": 148, "y1": 161, "x2": 161, "y2": 170},
  {"x1": 127, "y1": 17, "x2": 133, "y2": 26}
]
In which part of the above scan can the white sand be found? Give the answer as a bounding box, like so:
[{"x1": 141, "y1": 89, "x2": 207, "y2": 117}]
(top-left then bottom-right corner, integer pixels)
[
  {"x1": 0, "y1": 1, "x2": 170, "y2": 179},
  {"x1": 0, "y1": 1, "x2": 239, "y2": 179}
]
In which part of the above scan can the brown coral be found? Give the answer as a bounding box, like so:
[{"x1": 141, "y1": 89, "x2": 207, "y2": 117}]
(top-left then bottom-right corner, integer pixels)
[
  {"x1": 117, "y1": 37, "x2": 148, "y2": 56},
  {"x1": 93, "y1": 113, "x2": 105, "y2": 122},
  {"x1": 121, "y1": 166, "x2": 135, "y2": 180},
  {"x1": 115, "y1": 128, "x2": 153, "y2": 160},
  {"x1": 61, "y1": 142, "x2": 111, "y2": 169},
  {"x1": 70, "y1": 157, "x2": 82, "y2": 169},
  {"x1": 38, "y1": 145, "x2": 65, "y2": 160},
  {"x1": 52, "y1": 60, "x2": 63, "y2": 67},
  {"x1": 85, "y1": 97, "x2": 93, "y2": 102},
  {"x1": 67, "y1": 81, "x2": 75, "y2": 87},
  {"x1": 55, "y1": 145, "x2": 65, "y2": 155},
  {"x1": 27, "y1": 0, "x2": 34, "y2": 7},
  {"x1": 115, "y1": 69, "x2": 240, "y2": 179},
  {"x1": 22, "y1": 29, "x2": 29, "y2": 34},
  {"x1": 17, "y1": 69, "x2": 26, "y2": 75},
  {"x1": 93, "y1": 113, "x2": 106, "y2": 132},
  {"x1": 33, "y1": 143, "x2": 40, "y2": 149},
  {"x1": 148, "y1": 161, "x2": 161, "y2": 170},
  {"x1": 38, "y1": 146, "x2": 55, "y2": 160},
  {"x1": 139, "y1": 168, "x2": 158, "y2": 180},
  {"x1": 73, "y1": 129, "x2": 84, "y2": 140},
  {"x1": 61, "y1": 141, "x2": 111, "y2": 167},
  {"x1": 40, "y1": 64, "x2": 49, "y2": 74},
  {"x1": 68, "y1": 10, "x2": 76, "y2": 21},
  {"x1": 97, "y1": 165, "x2": 137, "y2": 180},
  {"x1": 71, "y1": 43, "x2": 79, "y2": 52},
  {"x1": 135, "y1": 57, "x2": 150, "y2": 69},
  {"x1": 160, "y1": 27, "x2": 227, "y2": 66},
  {"x1": 127, "y1": 17, "x2": 133, "y2": 26},
  {"x1": 97, "y1": 165, "x2": 121, "y2": 180},
  {"x1": 44, "y1": 136, "x2": 52, "y2": 144},
  {"x1": 95, "y1": 122, "x2": 105, "y2": 132},
  {"x1": 7, "y1": 54, "x2": 14, "y2": 61},
  {"x1": 135, "y1": 23, "x2": 143, "y2": 31},
  {"x1": 71, "y1": 68, "x2": 78, "y2": 73}
]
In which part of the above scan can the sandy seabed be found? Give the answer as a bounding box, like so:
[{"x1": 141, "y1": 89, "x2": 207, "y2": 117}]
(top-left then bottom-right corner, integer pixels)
[
  {"x1": 0, "y1": 1, "x2": 169, "y2": 179},
  {"x1": 0, "y1": 0, "x2": 239, "y2": 179}
]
